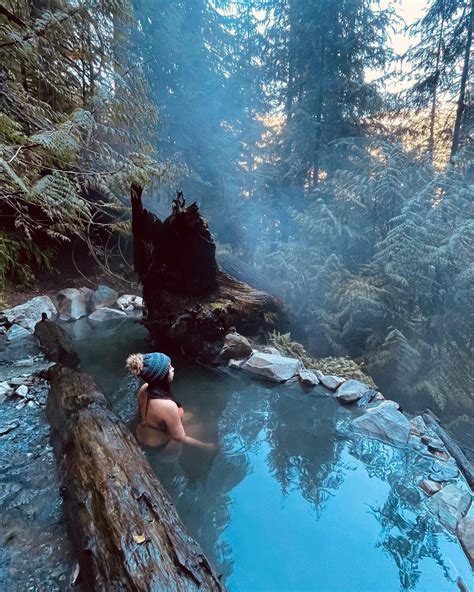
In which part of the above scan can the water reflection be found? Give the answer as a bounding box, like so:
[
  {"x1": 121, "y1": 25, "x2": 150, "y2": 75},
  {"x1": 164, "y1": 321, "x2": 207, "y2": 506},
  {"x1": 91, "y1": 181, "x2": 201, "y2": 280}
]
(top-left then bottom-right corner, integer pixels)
[{"x1": 75, "y1": 329, "x2": 473, "y2": 591}]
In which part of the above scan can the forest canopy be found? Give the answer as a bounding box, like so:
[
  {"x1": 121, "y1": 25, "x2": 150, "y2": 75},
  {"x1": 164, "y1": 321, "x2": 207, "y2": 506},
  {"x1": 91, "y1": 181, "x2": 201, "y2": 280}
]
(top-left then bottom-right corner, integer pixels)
[{"x1": 1, "y1": 0, "x2": 473, "y2": 444}]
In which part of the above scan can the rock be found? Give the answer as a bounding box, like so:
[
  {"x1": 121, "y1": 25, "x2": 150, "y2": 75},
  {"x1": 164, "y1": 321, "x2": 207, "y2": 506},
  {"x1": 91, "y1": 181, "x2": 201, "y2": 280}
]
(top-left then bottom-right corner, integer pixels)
[
  {"x1": 409, "y1": 415, "x2": 428, "y2": 436},
  {"x1": 420, "y1": 480, "x2": 443, "y2": 496},
  {"x1": 116, "y1": 294, "x2": 143, "y2": 311},
  {"x1": 57, "y1": 287, "x2": 92, "y2": 321},
  {"x1": 220, "y1": 332, "x2": 253, "y2": 360},
  {"x1": 0, "y1": 381, "x2": 12, "y2": 396},
  {"x1": 357, "y1": 389, "x2": 379, "y2": 407},
  {"x1": 228, "y1": 358, "x2": 245, "y2": 370},
  {"x1": 15, "y1": 385, "x2": 28, "y2": 397},
  {"x1": 429, "y1": 459, "x2": 459, "y2": 482},
  {"x1": 373, "y1": 392, "x2": 385, "y2": 401},
  {"x1": 2, "y1": 296, "x2": 57, "y2": 328},
  {"x1": 457, "y1": 508, "x2": 474, "y2": 569},
  {"x1": 350, "y1": 400, "x2": 410, "y2": 446},
  {"x1": 6, "y1": 324, "x2": 33, "y2": 342},
  {"x1": 336, "y1": 379, "x2": 371, "y2": 404},
  {"x1": 89, "y1": 285, "x2": 119, "y2": 311},
  {"x1": 421, "y1": 435, "x2": 446, "y2": 453},
  {"x1": 259, "y1": 346, "x2": 280, "y2": 355},
  {"x1": 34, "y1": 316, "x2": 80, "y2": 368},
  {"x1": 241, "y1": 352, "x2": 303, "y2": 382},
  {"x1": 0, "y1": 421, "x2": 19, "y2": 435},
  {"x1": 88, "y1": 308, "x2": 127, "y2": 323},
  {"x1": 298, "y1": 369, "x2": 320, "y2": 387},
  {"x1": 426, "y1": 483, "x2": 471, "y2": 532},
  {"x1": 320, "y1": 375, "x2": 345, "y2": 391}
]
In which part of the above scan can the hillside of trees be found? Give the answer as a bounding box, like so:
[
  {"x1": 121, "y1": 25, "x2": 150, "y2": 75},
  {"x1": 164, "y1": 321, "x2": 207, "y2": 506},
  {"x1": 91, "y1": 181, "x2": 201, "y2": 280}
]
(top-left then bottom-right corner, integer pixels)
[{"x1": 1, "y1": 0, "x2": 472, "y2": 446}]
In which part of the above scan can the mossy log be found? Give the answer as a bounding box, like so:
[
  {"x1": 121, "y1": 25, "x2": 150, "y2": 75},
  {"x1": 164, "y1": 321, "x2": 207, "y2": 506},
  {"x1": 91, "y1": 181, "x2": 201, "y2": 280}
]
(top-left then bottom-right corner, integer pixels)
[
  {"x1": 46, "y1": 365, "x2": 225, "y2": 592},
  {"x1": 131, "y1": 184, "x2": 289, "y2": 361}
]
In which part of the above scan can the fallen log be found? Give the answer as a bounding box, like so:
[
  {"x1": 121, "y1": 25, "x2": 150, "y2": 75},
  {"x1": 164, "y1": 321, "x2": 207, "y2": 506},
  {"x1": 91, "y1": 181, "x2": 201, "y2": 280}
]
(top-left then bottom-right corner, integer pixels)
[
  {"x1": 423, "y1": 409, "x2": 474, "y2": 490},
  {"x1": 131, "y1": 185, "x2": 289, "y2": 361},
  {"x1": 46, "y1": 365, "x2": 225, "y2": 592}
]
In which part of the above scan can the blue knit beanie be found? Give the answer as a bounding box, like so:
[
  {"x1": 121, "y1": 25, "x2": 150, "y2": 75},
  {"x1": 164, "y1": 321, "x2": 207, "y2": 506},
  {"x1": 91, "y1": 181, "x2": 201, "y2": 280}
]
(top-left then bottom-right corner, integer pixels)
[{"x1": 140, "y1": 352, "x2": 171, "y2": 383}]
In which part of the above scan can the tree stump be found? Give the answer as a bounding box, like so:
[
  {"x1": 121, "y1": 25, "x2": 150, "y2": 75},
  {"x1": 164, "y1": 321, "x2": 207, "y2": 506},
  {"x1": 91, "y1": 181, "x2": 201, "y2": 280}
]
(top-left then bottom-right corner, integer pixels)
[
  {"x1": 46, "y1": 365, "x2": 225, "y2": 592},
  {"x1": 131, "y1": 185, "x2": 289, "y2": 361}
]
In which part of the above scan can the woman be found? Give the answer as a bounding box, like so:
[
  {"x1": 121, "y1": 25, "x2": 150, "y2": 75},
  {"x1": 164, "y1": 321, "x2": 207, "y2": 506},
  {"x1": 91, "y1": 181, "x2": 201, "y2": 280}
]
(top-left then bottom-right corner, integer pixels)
[{"x1": 126, "y1": 351, "x2": 215, "y2": 454}]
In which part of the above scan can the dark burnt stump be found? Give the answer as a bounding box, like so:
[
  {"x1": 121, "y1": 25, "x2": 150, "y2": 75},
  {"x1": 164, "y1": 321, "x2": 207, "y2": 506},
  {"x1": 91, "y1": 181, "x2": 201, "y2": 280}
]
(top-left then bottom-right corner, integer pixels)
[
  {"x1": 46, "y1": 365, "x2": 225, "y2": 592},
  {"x1": 131, "y1": 185, "x2": 289, "y2": 360}
]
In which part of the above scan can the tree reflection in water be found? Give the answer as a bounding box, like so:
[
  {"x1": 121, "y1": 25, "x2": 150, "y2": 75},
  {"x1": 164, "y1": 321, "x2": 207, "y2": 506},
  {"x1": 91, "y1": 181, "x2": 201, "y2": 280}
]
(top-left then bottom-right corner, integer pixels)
[{"x1": 348, "y1": 438, "x2": 452, "y2": 590}]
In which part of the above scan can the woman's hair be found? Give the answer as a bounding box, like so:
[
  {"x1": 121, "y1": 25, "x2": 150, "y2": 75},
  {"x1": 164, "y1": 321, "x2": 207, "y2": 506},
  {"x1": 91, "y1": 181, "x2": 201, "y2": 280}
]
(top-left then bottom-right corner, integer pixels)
[{"x1": 126, "y1": 353, "x2": 144, "y2": 376}]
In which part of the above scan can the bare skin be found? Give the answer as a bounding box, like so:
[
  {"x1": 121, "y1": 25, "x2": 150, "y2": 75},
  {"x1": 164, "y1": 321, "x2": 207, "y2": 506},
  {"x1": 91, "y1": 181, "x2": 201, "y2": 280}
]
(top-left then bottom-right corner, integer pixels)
[{"x1": 136, "y1": 367, "x2": 216, "y2": 455}]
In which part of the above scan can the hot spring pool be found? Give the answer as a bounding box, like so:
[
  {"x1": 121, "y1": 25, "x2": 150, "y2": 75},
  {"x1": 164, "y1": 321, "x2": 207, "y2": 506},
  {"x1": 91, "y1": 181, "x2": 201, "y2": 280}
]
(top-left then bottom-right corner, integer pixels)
[{"x1": 74, "y1": 319, "x2": 473, "y2": 592}]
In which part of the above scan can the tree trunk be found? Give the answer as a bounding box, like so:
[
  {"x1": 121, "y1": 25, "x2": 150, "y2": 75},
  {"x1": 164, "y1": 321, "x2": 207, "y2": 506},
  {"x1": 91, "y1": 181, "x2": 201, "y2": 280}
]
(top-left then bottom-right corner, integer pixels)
[
  {"x1": 131, "y1": 186, "x2": 290, "y2": 362},
  {"x1": 450, "y1": 0, "x2": 473, "y2": 158},
  {"x1": 46, "y1": 365, "x2": 225, "y2": 592}
]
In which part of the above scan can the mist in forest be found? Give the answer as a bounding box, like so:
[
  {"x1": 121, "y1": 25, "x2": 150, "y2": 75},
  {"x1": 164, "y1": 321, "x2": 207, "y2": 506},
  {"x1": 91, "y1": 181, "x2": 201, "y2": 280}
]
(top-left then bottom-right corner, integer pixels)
[
  {"x1": 1, "y1": 0, "x2": 472, "y2": 447},
  {"x1": 130, "y1": 0, "x2": 473, "y2": 448}
]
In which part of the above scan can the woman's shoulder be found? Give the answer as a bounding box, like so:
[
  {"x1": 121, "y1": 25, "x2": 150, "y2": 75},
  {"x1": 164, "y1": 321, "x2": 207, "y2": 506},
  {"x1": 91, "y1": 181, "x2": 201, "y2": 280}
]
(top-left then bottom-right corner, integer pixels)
[{"x1": 150, "y1": 397, "x2": 180, "y2": 412}]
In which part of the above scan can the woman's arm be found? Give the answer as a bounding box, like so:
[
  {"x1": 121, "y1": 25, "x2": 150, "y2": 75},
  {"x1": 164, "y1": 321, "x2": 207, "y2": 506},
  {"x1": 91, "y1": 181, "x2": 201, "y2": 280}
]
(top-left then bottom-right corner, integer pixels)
[{"x1": 163, "y1": 402, "x2": 216, "y2": 451}]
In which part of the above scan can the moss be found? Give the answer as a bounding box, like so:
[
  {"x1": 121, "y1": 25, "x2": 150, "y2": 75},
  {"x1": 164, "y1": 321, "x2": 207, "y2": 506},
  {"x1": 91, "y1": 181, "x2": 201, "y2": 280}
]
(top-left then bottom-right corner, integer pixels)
[
  {"x1": 268, "y1": 330, "x2": 377, "y2": 387},
  {"x1": 263, "y1": 311, "x2": 278, "y2": 325},
  {"x1": 208, "y1": 298, "x2": 232, "y2": 312}
]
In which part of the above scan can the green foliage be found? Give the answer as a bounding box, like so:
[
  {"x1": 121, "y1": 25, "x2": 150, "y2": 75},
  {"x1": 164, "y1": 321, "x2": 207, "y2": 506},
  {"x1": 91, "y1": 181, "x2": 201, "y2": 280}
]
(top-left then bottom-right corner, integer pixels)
[
  {"x1": 0, "y1": 0, "x2": 177, "y2": 282},
  {"x1": 0, "y1": 231, "x2": 54, "y2": 287}
]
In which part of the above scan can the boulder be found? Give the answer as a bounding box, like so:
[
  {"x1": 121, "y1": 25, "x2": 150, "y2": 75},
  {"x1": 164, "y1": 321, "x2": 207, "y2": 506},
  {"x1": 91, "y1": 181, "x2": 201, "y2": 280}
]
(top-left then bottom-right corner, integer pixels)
[
  {"x1": 421, "y1": 435, "x2": 446, "y2": 453},
  {"x1": 15, "y1": 385, "x2": 28, "y2": 398},
  {"x1": 241, "y1": 352, "x2": 303, "y2": 382},
  {"x1": 88, "y1": 308, "x2": 127, "y2": 323},
  {"x1": 426, "y1": 484, "x2": 471, "y2": 532},
  {"x1": 457, "y1": 508, "x2": 474, "y2": 569},
  {"x1": 228, "y1": 358, "x2": 245, "y2": 370},
  {"x1": 350, "y1": 400, "x2": 410, "y2": 446},
  {"x1": 6, "y1": 324, "x2": 33, "y2": 342},
  {"x1": 429, "y1": 459, "x2": 459, "y2": 483},
  {"x1": 320, "y1": 375, "x2": 345, "y2": 391},
  {"x1": 89, "y1": 285, "x2": 118, "y2": 312},
  {"x1": 57, "y1": 287, "x2": 92, "y2": 321},
  {"x1": 259, "y1": 346, "x2": 280, "y2": 355},
  {"x1": 220, "y1": 332, "x2": 253, "y2": 360},
  {"x1": 116, "y1": 294, "x2": 143, "y2": 311},
  {"x1": 0, "y1": 381, "x2": 12, "y2": 397},
  {"x1": 1, "y1": 296, "x2": 57, "y2": 329},
  {"x1": 420, "y1": 480, "x2": 443, "y2": 496},
  {"x1": 409, "y1": 415, "x2": 428, "y2": 436},
  {"x1": 298, "y1": 369, "x2": 320, "y2": 387},
  {"x1": 336, "y1": 379, "x2": 371, "y2": 404}
]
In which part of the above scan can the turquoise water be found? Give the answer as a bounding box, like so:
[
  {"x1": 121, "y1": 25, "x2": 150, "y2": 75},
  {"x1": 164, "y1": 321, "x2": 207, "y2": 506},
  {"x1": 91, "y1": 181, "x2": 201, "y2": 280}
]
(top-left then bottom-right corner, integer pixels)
[{"x1": 74, "y1": 319, "x2": 473, "y2": 592}]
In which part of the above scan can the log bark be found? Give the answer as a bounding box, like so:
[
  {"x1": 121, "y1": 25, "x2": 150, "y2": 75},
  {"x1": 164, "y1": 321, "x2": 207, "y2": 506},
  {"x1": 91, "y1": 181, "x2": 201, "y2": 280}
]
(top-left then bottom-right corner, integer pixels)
[
  {"x1": 131, "y1": 186, "x2": 289, "y2": 361},
  {"x1": 423, "y1": 409, "x2": 474, "y2": 490},
  {"x1": 46, "y1": 365, "x2": 225, "y2": 592}
]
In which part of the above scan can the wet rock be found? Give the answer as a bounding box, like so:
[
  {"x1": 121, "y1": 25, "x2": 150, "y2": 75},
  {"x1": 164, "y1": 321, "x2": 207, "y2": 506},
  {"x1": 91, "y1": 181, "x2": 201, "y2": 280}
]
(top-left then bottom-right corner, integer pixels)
[
  {"x1": 6, "y1": 325, "x2": 33, "y2": 342},
  {"x1": 228, "y1": 358, "x2": 245, "y2": 370},
  {"x1": 457, "y1": 508, "x2": 474, "y2": 569},
  {"x1": 241, "y1": 352, "x2": 303, "y2": 382},
  {"x1": 320, "y1": 375, "x2": 345, "y2": 391},
  {"x1": 116, "y1": 294, "x2": 143, "y2": 311},
  {"x1": 408, "y1": 434, "x2": 424, "y2": 451},
  {"x1": 356, "y1": 389, "x2": 379, "y2": 407},
  {"x1": 421, "y1": 435, "x2": 446, "y2": 453},
  {"x1": 220, "y1": 332, "x2": 253, "y2": 360},
  {"x1": 0, "y1": 421, "x2": 19, "y2": 435},
  {"x1": 298, "y1": 369, "x2": 320, "y2": 387},
  {"x1": 15, "y1": 385, "x2": 28, "y2": 397},
  {"x1": 420, "y1": 479, "x2": 443, "y2": 496},
  {"x1": 2, "y1": 296, "x2": 57, "y2": 328},
  {"x1": 90, "y1": 285, "x2": 118, "y2": 311},
  {"x1": 426, "y1": 483, "x2": 471, "y2": 532},
  {"x1": 336, "y1": 379, "x2": 371, "y2": 404},
  {"x1": 0, "y1": 381, "x2": 12, "y2": 397},
  {"x1": 409, "y1": 415, "x2": 428, "y2": 436},
  {"x1": 259, "y1": 346, "x2": 280, "y2": 355},
  {"x1": 350, "y1": 400, "x2": 410, "y2": 446},
  {"x1": 56, "y1": 287, "x2": 92, "y2": 321},
  {"x1": 88, "y1": 307, "x2": 127, "y2": 323},
  {"x1": 429, "y1": 459, "x2": 459, "y2": 482}
]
